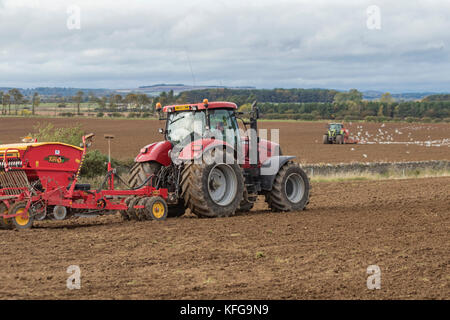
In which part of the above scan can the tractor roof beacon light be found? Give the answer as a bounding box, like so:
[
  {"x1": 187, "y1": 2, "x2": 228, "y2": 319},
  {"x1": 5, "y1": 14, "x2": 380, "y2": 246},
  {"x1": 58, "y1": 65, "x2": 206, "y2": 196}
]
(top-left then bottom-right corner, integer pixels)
[{"x1": 203, "y1": 99, "x2": 211, "y2": 129}]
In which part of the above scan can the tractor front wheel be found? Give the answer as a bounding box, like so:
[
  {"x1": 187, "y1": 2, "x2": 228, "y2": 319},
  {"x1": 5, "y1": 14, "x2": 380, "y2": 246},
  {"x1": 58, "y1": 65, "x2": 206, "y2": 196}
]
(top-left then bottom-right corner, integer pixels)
[
  {"x1": 266, "y1": 162, "x2": 310, "y2": 212},
  {"x1": 323, "y1": 134, "x2": 329, "y2": 144},
  {"x1": 336, "y1": 135, "x2": 344, "y2": 144}
]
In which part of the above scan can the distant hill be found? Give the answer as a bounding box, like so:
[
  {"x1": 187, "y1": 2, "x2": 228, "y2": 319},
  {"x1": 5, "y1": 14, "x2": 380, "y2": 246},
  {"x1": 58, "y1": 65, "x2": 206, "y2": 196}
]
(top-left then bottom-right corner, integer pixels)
[
  {"x1": 0, "y1": 87, "x2": 114, "y2": 98},
  {"x1": 1, "y1": 86, "x2": 448, "y2": 103},
  {"x1": 422, "y1": 94, "x2": 450, "y2": 102},
  {"x1": 117, "y1": 84, "x2": 256, "y2": 96},
  {"x1": 362, "y1": 90, "x2": 446, "y2": 101}
]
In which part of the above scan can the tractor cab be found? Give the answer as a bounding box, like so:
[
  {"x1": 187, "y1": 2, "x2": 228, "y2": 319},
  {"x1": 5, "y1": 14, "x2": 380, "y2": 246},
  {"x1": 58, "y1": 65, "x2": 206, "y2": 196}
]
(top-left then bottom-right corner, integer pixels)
[
  {"x1": 327, "y1": 123, "x2": 344, "y2": 134},
  {"x1": 160, "y1": 100, "x2": 241, "y2": 151}
]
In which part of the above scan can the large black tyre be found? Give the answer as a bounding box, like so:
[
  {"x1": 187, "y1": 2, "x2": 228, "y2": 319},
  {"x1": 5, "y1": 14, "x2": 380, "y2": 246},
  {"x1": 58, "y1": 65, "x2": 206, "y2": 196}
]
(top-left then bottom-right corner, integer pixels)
[
  {"x1": 128, "y1": 162, "x2": 159, "y2": 189},
  {"x1": 336, "y1": 135, "x2": 344, "y2": 145},
  {"x1": 144, "y1": 197, "x2": 168, "y2": 221},
  {"x1": 120, "y1": 197, "x2": 134, "y2": 221},
  {"x1": 265, "y1": 162, "x2": 310, "y2": 212},
  {"x1": 180, "y1": 157, "x2": 244, "y2": 218},
  {"x1": 0, "y1": 202, "x2": 14, "y2": 230},
  {"x1": 127, "y1": 197, "x2": 141, "y2": 220},
  {"x1": 128, "y1": 161, "x2": 186, "y2": 218},
  {"x1": 323, "y1": 134, "x2": 329, "y2": 144}
]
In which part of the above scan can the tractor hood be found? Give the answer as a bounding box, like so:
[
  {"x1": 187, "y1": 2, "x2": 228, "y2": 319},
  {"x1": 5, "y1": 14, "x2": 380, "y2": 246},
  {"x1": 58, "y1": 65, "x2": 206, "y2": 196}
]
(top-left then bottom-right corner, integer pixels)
[{"x1": 135, "y1": 141, "x2": 173, "y2": 166}]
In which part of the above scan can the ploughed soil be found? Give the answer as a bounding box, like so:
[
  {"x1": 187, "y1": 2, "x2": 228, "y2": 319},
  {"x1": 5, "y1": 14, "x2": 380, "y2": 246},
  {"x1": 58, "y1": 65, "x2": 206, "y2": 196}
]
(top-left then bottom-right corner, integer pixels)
[
  {"x1": 0, "y1": 177, "x2": 448, "y2": 300},
  {"x1": 0, "y1": 117, "x2": 448, "y2": 163}
]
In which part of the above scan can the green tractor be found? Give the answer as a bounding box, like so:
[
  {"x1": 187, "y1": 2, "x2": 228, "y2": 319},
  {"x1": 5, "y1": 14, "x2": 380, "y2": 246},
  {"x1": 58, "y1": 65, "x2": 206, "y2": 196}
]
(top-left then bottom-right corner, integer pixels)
[{"x1": 323, "y1": 123, "x2": 348, "y2": 145}]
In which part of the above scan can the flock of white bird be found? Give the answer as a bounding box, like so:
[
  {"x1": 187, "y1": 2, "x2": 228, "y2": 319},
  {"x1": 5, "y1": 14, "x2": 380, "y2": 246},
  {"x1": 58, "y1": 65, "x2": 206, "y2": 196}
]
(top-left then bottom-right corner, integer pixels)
[{"x1": 352, "y1": 124, "x2": 449, "y2": 148}]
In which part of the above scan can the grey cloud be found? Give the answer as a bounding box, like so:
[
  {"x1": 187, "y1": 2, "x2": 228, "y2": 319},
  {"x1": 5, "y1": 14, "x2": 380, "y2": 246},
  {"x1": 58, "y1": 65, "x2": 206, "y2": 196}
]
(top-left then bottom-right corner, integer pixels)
[{"x1": 0, "y1": 0, "x2": 449, "y2": 91}]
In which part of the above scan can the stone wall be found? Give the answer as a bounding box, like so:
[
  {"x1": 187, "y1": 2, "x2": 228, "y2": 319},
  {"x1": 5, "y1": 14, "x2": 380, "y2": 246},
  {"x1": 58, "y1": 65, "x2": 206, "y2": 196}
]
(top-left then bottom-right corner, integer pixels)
[{"x1": 301, "y1": 160, "x2": 450, "y2": 176}]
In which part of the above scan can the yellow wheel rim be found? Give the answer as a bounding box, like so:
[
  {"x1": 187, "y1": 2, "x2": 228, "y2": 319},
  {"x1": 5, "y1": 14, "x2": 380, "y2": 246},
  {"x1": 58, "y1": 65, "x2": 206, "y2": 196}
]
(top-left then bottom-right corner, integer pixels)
[
  {"x1": 152, "y1": 202, "x2": 165, "y2": 219},
  {"x1": 14, "y1": 208, "x2": 30, "y2": 226}
]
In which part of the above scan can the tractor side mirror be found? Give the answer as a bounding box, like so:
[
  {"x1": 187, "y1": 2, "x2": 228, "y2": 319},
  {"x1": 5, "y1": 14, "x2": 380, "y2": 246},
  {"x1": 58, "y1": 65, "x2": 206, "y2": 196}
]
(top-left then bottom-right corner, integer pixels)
[{"x1": 251, "y1": 101, "x2": 260, "y2": 120}]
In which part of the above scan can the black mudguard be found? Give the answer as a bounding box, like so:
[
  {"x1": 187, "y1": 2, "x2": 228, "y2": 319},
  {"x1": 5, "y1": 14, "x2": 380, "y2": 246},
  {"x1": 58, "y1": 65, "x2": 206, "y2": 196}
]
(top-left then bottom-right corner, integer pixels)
[{"x1": 260, "y1": 156, "x2": 296, "y2": 191}]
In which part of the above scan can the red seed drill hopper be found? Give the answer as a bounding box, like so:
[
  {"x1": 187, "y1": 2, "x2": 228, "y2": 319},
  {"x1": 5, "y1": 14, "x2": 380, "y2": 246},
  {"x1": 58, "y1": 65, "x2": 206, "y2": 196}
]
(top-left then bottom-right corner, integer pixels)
[{"x1": 0, "y1": 134, "x2": 168, "y2": 230}]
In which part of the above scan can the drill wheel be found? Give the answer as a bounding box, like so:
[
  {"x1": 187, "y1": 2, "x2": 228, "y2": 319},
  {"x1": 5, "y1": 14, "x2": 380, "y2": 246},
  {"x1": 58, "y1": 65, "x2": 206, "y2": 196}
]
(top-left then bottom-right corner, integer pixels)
[
  {"x1": 120, "y1": 197, "x2": 134, "y2": 221},
  {"x1": 144, "y1": 197, "x2": 168, "y2": 221},
  {"x1": 127, "y1": 197, "x2": 141, "y2": 220},
  {"x1": 0, "y1": 202, "x2": 14, "y2": 230}
]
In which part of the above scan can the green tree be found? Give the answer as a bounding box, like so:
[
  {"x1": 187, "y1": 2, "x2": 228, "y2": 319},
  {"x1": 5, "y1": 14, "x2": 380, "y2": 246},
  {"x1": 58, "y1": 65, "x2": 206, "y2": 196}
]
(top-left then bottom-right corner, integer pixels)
[
  {"x1": 377, "y1": 105, "x2": 384, "y2": 117},
  {"x1": 74, "y1": 90, "x2": 84, "y2": 115},
  {"x1": 2, "y1": 93, "x2": 11, "y2": 115},
  {"x1": 32, "y1": 92, "x2": 40, "y2": 115},
  {"x1": 8, "y1": 88, "x2": 23, "y2": 115},
  {"x1": 380, "y1": 92, "x2": 394, "y2": 104}
]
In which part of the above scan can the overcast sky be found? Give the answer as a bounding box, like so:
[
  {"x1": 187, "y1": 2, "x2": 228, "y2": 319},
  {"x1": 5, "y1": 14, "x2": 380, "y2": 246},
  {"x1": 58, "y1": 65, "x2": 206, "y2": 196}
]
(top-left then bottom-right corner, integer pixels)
[{"x1": 0, "y1": 0, "x2": 449, "y2": 92}]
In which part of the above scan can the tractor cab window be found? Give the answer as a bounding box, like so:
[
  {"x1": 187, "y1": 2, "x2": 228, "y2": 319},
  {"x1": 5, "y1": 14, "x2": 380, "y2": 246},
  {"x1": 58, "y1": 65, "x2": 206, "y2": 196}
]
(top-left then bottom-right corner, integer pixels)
[
  {"x1": 329, "y1": 124, "x2": 343, "y2": 131},
  {"x1": 209, "y1": 109, "x2": 240, "y2": 149},
  {"x1": 166, "y1": 111, "x2": 206, "y2": 145}
]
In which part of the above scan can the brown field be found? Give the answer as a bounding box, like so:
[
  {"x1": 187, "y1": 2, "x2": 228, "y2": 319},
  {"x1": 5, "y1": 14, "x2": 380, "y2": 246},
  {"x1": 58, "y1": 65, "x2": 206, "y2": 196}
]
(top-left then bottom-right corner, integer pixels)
[
  {"x1": 0, "y1": 177, "x2": 448, "y2": 299},
  {"x1": 0, "y1": 117, "x2": 448, "y2": 163},
  {"x1": 0, "y1": 117, "x2": 449, "y2": 300}
]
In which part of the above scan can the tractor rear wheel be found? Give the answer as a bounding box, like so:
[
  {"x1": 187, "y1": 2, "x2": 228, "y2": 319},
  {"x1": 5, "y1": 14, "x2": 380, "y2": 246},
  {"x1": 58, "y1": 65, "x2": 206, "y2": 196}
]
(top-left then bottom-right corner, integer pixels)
[
  {"x1": 181, "y1": 156, "x2": 244, "y2": 218},
  {"x1": 265, "y1": 162, "x2": 310, "y2": 212},
  {"x1": 323, "y1": 134, "x2": 329, "y2": 144},
  {"x1": 0, "y1": 202, "x2": 14, "y2": 230}
]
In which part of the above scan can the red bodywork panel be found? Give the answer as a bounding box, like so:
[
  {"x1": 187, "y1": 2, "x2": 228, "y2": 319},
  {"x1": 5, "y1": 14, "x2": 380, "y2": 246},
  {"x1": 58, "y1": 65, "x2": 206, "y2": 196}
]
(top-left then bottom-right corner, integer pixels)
[
  {"x1": 25, "y1": 144, "x2": 83, "y2": 188},
  {"x1": 241, "y1": 138, "x2": 280, "y2": 168},
  {"x1": 1, "y1": 143, "x2": 83, "y2": 188},
  {"x1": 163, "y1": 101, "x2": 237, "y2": 113},
  {"x1": 177, "y1": 139, "x2": 233, "y2": 160},
  {"x1": 136, "y1": 138, "x2": 280, "y2": 167},
  {"x1": 135, "y1": 141, "x2": 173, "y2": 166}
]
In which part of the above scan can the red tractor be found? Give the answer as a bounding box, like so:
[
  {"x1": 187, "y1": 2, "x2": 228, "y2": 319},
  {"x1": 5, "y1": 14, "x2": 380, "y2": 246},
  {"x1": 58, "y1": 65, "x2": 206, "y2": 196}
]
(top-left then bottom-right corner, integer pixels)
[{"x1": 128, "y1": 100, "x2": 310, "y2": 218}]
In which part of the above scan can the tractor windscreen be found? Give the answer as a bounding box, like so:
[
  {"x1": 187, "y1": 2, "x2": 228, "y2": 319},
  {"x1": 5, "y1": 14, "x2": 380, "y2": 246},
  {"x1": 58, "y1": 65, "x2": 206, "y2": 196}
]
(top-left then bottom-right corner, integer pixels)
[
  {"x1": 166, "y1": 111, "x2": 206, "y2": 145},
  {"x1": 329, "y1": 124, "x2": 343, "y2": 131}
]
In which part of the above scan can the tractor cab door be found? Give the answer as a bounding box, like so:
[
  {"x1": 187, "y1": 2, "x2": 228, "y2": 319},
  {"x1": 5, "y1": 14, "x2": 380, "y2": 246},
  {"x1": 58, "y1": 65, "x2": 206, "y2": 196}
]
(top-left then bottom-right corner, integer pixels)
[{"x1": 208, "y1": 109, "x2": 241, "y2": 153}]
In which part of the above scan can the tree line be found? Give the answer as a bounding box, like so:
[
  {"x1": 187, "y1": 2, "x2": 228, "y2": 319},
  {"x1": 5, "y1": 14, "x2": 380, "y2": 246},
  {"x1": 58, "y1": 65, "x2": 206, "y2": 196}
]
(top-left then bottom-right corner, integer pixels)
[
  {"x1": 0, "y1": 89, "x2": 153, "y2": 116},
  {"x1": 172, "y1": 88, "x2": 338, "y2": 106},
  {"x1": 2, "y1": 87, "x2": 449, "y2": 122}
]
